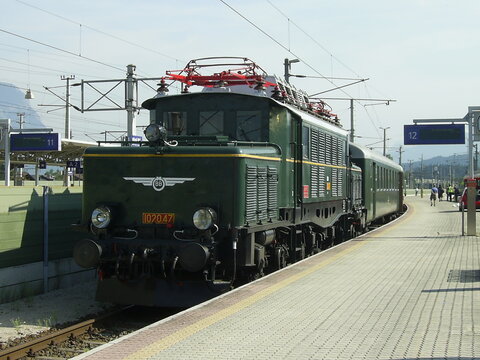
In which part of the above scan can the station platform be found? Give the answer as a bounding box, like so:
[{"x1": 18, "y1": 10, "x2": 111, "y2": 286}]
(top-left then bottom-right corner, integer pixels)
[{"x1": 75, "y1": 196, "x2": 480, "y2": 360}]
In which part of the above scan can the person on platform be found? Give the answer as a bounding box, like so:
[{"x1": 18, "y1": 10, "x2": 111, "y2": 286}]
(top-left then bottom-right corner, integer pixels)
[
  {"x1": 438, "y1": 185, "x2": 444, "y2": 201},
  {"x1": 447, "y1": 185, "x2": 454, "y2": 201},
  {"x1": 430, "y1": 185, "x2": 438, "y2": 206},
  {"x1": 415, "y1": 187, "x2": 419, "y2": 196},
  {"x1": 454, "y1": 186, "x2": 460, "y2": 202}
]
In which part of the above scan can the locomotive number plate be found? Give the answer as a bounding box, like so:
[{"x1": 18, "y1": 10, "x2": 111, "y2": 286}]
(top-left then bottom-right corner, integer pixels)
[{"x1": 142, "y1": 213, "x2": 175, "y2": 224}]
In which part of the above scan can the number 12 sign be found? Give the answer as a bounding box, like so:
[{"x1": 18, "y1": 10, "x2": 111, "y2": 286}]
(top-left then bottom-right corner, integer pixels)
[{"x1": 404, "y1": 124, "x2": 465, "y2": 145}]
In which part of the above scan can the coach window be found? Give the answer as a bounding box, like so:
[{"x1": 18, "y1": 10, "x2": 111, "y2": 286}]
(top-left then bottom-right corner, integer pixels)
[
  {"x1": 163, "y1": 112, "x2": 187, "y2": 135},
  {"x1": 302, "y1": 126, "x2": 309, "y2": 159},
  {"x1": 382, "y1": 168, "x2": 385, "y2": 190},
  {"x1": 237, "y1": 111, "x2": 262, "y2": 141},
  {"x1": 199, "y1": 111, "x2": 224, "y2": 135}
]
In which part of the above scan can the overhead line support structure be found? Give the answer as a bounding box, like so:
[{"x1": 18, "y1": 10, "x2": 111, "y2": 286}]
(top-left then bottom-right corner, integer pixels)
[
  {"x1": 315, "y1": 97, "x2": 396, "y2": 143},
  {"x1": 74, "y1": 65, "x2": 163, "y2": 141}
]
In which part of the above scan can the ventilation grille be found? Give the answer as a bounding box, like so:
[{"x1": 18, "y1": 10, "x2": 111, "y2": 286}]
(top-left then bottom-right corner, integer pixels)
[
  {"x1": 332, "y1": 168, "x2": 338, "y2": 197},
  {"x1": 245, "y1": 165, "x2": 278, "y2": 224},
  {"x1": 245, "y1": 166, "x2": 257, "y2": 223},
  {"x1": 319, "y1": 132, "x2": 326, "y2": 164},
  {"x1": 338, "y1": 169, "x2": 343, "y2": 197},
  {"x1": 267, "y1": 167, "x2": 278, "y2": 218},
  {"x1": 319, "y1": 167, "x2": 326, "y2": 197},
  {"x1": 257, "y1": 167, "x2": 268, "y2": 221},
  {"x1": 311, "y1": 166, "x2": 319, "y2": 198},
  {"x1": 311, "y1": 129, "x2": 319, "y2": 162}
]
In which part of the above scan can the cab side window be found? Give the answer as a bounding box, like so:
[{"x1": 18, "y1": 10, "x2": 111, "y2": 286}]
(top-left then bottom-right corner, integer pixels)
[
  {"x1": 237, "y1": 111, "x2": 262, "y2": 141},
  {"x1": 199, "y1": 111, "x2": 224, "y2": 135},
  {"x1": 163, "y1": 112, "x2": 187, "y2": 135}
]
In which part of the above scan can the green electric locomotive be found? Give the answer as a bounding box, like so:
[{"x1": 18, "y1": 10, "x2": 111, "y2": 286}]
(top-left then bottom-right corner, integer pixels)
[{"x1": 73, "y1": 58, "x2": 403, "y2": 307}]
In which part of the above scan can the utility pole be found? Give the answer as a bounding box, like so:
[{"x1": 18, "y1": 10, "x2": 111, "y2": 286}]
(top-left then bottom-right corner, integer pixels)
[
  {"x1": 284, "y1": 58, "x2": 300, "y2": 84},
  {"x1": 449, "y1": 161, "x2": 452, "y2": 185},
  {"x1": 61, "y1": 75, "x2": 74, "y2": 187},
  {"x1": 61, "y1": 75, "x2": 75, "y2": 139},
  {"x1": 126, "y1": 65, "x2": 137, "y2": 139},
  {"x1": 453, "y1": 153, "x2": 456, "y2": 184},
  {"x1": 350, "y1": 99, "x2": 354, "y2": 142},
  {"x1": 397, "y1": 145, "x2": 404, "y2": 166},
  {"x1": 408, "y1": 160, "x2": 413, "y2": 188},
  {"x1": 420, "y1": 154, "x2": 424, "y2": 198},
  {"x1": 16, "y1": 113, "x2": 25, "y2": 129},
  {"x1": 16, "y1": 113, "x2": 25, "y2": 185},
  {"x1": 380, "y1": 127, "x2": 390, "y2": 156}
]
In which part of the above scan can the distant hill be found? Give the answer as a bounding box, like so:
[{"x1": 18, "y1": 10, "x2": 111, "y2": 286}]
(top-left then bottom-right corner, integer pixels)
[
  {"x1": 402, "y1": 153, "x2": 468, "y2": 169},
  {"x1": 0, "y1": 83, "x2": 44, "y2": 128}
]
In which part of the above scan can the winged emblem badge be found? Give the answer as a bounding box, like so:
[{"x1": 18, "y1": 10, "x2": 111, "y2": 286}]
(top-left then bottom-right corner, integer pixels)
[{"x1": 123, "y1": 176, "x2": 195, "y2": 192}]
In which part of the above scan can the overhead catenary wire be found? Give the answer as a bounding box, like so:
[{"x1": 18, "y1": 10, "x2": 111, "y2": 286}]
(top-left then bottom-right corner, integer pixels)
[
  {"x1": 0, "y1": 28, "x2": 125, "y2": 72},
  {"x1": 218, "y1": 0, "x2": 342, "y2": 90},
  {"x1": 262, "y1": 1, "x2": 388, "y2": 138},
  {"x1": 218, "y1": 0, "x2": 383, "y2": 137},
  {"x1": 265, "y1": 0, "x2": 362, "y2": 79},
  {"x1": 14, "y1": 0, "x2": 183, "y2": 64},
  {"x1": 0, "y1": 56, "x2": 115, "y2": 79},
  {"x1": 0, "y1": 42, "x2": 126, "y2": 79}
]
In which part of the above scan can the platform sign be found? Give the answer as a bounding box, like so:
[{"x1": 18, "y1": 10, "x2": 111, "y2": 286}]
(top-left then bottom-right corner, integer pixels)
[
  {"x1": 129, "y1": 135, "x2": 142, "y2": 147},
  {"x1": 10, "y1": 133, "x2": 61, "y2": 151},
  {"x1": 404, "y1": 124, "x2": 465, "y2": 145},
  {"x1": 67, "y1": 160, "x2": 81, "y2": 168}
]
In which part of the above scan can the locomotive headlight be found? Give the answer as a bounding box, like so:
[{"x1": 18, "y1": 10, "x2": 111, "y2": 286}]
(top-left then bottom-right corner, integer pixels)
[
  {"x1": 144, "y1": 124, "x2": 167, "y2": 142},
  {"x1": 91, "y1": 206, "x2": 112, "y2": 229},
  {"x1": 193, "y1": 208, "x2": 217, "y2": 230}
]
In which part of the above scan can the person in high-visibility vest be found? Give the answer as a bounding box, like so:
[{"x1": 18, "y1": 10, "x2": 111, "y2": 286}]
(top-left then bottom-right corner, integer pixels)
[{"x1": 447, "y1": 185, "x2": 454, "y2": 201}]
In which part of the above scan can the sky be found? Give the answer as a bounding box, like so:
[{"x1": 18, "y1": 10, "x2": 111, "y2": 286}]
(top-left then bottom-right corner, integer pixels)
[{"x1": 1, "y1": 0, "x2": 479, "y2": 163}]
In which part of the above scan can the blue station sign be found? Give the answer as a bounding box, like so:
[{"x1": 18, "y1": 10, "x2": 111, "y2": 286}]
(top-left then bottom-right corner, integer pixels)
[
  {"x1": 404, "y1": 124, "x2": 465, "y2": 145},
  {"x1": 10, "y1": 133, "x2": 61, "y2": 151}
]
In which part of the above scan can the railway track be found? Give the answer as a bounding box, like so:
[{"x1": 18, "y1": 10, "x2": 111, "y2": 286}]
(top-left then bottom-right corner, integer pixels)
[{"x1": 0, "y1": 306, "x2": 179, "y2": 360}]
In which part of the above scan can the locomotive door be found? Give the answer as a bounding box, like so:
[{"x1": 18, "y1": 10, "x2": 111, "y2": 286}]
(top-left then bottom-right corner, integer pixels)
[{"x1": 293, "y1": 114, "x2": 303, "y2": 220}]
